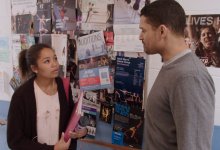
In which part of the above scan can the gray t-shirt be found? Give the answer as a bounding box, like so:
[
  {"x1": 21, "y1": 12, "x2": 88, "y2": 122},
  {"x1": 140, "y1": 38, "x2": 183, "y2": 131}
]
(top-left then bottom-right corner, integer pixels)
[{"x1": 146, "y1": 52, "x2": 215, "y2": 150}]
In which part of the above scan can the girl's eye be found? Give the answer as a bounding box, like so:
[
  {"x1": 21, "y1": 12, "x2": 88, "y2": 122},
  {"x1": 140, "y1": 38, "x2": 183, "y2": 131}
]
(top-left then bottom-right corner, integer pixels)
[{"x1": 44, "y1": 60, "x2": 50, "y2": 64}]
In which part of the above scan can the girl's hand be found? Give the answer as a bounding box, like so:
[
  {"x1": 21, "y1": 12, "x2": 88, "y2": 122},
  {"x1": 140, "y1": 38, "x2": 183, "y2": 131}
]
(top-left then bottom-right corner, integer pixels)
[
  {"x1": 69, "y1": 127, "x2": 88, "y2": 139},
  {"x1": 54, "y1": 132, "x2": 71, "y2": 150}
]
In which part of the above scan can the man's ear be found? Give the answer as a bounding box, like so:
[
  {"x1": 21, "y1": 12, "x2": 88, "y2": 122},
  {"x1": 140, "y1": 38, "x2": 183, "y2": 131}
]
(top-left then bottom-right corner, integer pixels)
[
  {"x1": 159, "y1": 25, "x2": 168, "y2": 38},
  {"x1": 31, "y1": 65, "x2": 38, "y2": 74}
]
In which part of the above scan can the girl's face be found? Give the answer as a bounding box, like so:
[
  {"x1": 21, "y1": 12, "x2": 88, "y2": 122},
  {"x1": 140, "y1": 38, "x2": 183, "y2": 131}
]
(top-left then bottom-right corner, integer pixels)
[{"x1": 32, "y1": 48, "x2": 60, "y2": 79}]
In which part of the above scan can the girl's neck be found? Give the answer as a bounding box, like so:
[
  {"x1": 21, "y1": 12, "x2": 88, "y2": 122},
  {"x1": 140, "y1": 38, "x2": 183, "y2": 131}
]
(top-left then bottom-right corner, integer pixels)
[{"x1": 35, "y1": 77, "x2": 57, "y2": 95}]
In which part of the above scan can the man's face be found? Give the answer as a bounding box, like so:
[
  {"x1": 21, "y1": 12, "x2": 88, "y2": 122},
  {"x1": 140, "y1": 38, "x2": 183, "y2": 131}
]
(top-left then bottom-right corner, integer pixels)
[
  {"x1": 200, "y1": 27, "x2": 216, "y2": 50},
  {"x1": 139, "y1": 16, "x2": 159, "y2": 55}
]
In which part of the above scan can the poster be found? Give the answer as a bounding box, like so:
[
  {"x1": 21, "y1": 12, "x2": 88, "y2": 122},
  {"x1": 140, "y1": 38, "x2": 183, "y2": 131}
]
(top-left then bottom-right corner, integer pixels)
[
  {"x1": 11, "y1": 0, "x2": 37, "y2": 15},
  {"x1": 82, "y1": 104, "x2": 97, "y2": 138},
  {"x1": 77, "y1": 31, "x2": 112, "y2": 90},
  {"x1": 113, "y1": 24, "x2": 143, "y2": 52},
  {"x1": 0, "y1": 37, "x2": 10, "y2": 63},
  {"x1": 53, "y1": 0, "x2": 76, "y2": 33},
  {"x1": 34, "y1": 0, "x2": 51, "y2": 34},
  {"x1": 79, "y1": 66, "x2": 111, "y2": 91},
  {"x1": 78, "y1": 0, "x2": 114, "y2": 30},
  {"x1": 77, "y1": 31, "x2": 107, "y2": 60},
  {"x1": 51, "y1": 34, "x2": 68, "y2": 76},
  {"x1": 113, "y1": 0, "x2": 145, "y2": 24},
  {"x1": 114, "y1": 56, "x2": 145, "y2": 108},
  {"x1": 0, "y1": 71, "x2": 10, "y2": 97},
  {"x1": 112, "y1": 103, "x2": 144, "y2": 149},
  {"x1": 185, "y1": 15, "x2": 220, "y2": 67}
]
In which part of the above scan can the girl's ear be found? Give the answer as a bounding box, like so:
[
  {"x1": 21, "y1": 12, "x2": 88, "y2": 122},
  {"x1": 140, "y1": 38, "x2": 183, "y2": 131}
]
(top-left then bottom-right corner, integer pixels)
[{"x1": 31, "y1": 65, "x2": 38, "y2": 74}]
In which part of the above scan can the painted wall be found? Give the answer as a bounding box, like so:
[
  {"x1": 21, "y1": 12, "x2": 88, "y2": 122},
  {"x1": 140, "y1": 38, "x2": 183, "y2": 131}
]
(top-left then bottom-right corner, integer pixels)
[
  {"x1": 0, "y1": 101, "x2": 10, "y2": 150},
  {"x1": 0, "y1": 0, "x2": 12, "y2": 101}
]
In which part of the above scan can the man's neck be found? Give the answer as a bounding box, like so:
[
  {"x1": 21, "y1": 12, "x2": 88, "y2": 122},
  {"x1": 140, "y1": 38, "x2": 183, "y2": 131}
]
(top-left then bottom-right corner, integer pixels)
[
  {"x1": 163, "y1": 49, "x2": 191, "y2": 66},
  {"x1": 161, "y1": 37, "x2": 188, "y2": 62}
]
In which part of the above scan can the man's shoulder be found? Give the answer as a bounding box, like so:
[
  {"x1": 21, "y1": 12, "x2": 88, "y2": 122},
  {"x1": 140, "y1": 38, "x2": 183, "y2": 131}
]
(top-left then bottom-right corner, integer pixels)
[{"x1": 166, "y1": 53, "x2": 210, "y2": 80}]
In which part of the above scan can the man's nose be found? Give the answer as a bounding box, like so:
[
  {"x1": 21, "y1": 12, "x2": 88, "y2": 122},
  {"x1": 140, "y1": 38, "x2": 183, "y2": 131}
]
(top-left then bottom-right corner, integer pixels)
[{"x1": 139, "y1": 34, "x2": 143, "y2": 40}]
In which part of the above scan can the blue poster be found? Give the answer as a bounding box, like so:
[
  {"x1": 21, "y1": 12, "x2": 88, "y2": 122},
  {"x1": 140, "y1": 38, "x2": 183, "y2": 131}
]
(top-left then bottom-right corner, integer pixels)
[{"x1": 114, "y1": 56, "x2": 145, "y2": 105}]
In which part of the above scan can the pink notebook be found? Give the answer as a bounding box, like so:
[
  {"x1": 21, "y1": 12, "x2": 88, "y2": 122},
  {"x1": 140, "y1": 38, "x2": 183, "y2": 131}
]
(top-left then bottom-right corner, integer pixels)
[{"x1": 64, "y1": 91, "x2": 83, "y2": 142}]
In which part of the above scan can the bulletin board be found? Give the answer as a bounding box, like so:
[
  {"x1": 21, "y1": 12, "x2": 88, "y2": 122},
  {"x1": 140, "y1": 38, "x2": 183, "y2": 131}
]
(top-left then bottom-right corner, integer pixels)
[{"x1": 0, "y1": 0, "x2": 148, "y2": 149}]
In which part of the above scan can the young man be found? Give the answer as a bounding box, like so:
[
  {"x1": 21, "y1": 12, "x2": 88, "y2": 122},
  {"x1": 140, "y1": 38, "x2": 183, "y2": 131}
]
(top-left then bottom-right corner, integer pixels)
[{"x1": 139, "y1": 0, "x2": 215, "y2": 150}]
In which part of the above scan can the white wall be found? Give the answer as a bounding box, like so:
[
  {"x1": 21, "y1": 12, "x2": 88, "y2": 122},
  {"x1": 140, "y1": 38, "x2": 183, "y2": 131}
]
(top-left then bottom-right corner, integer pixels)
[
  {"x1": 178, "y1": 0, "x2": 220, "y2": 15},
  {"x1": 0, "y1": 0, "x2": 11, "y2": 35},
  {"x1": 0, "y1": 0, "x2": 12, "y2": 101},
  {"x1": 151, "y1": 0, "x2": 220, "y2": 15}
]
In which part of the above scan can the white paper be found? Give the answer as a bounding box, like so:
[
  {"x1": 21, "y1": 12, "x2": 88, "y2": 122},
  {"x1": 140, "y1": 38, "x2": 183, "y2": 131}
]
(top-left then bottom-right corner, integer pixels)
[
  {"x1": 0, "y1": 37, "x2": 10, "y2": 63},
  {"x1": 11, "y1": 34, "x2": 22, "y2": 67},
  {"x1": 79, "y1": 0, "x2": 113, "y2": 30},
  {"x1": 113, "y1": 24, "x2": 143, "y2": 52},
  {"x1": 11, "y1": 0, "x2": 37, "y2": 15},
  {"x1": 51, "y1": 34, "x2": 68, "y2": 76},
  {"x1": 113, "y1": 0, "x2": 145, "y2": 24},
  {"x1": 0, "y1": 71, "x2": 11, "y2": 98}
]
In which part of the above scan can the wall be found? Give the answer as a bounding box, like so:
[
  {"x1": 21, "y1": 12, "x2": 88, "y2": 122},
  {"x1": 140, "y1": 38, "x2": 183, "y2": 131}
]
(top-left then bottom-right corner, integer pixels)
[
  {"x1": 0, "y1": 101, "x2": 10, "y2": 150},
  {"x1": 0, "y1": 0, "x2": 12, "y2": 101}
]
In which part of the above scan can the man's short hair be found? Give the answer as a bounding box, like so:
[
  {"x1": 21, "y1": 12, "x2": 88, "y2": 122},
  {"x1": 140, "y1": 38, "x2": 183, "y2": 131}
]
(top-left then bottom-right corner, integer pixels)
[{"x1": 140, "y1": 0, "x2": 186, "y2": 36}]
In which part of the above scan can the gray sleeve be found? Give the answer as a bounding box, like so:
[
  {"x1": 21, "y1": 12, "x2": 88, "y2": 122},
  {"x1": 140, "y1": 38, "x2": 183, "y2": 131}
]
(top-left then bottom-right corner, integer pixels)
[{"x1": 170, "y1": 75, "x2": 215, "y2": 150}]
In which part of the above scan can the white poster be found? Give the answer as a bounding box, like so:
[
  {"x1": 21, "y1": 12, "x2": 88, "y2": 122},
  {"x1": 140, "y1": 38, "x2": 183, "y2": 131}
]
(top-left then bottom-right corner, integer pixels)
[
  {"x1": 0, "y1": 37, "x2": 10, "y2": 64},
  {"x1": 114, "y1": 24, "x2": 143, "y2": 52},
  {"x1": 114, "y1": 0, "x2": 145, "y2": 24},
  {"x1": 51, "y1": 34, "x2": 68, "y2": 76},
  {"x1": 11, "y1": 0, "x2": 37, "y2": 15},
  {"x1": 79, "y1": 0, "x2": 113, "y2": 30},
  {"x1": 11, "y1": 34, "x2": 22, "y2": 67},
  {"x1": 0, "y1": 71, "x2": 11, "y2": 100}
]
